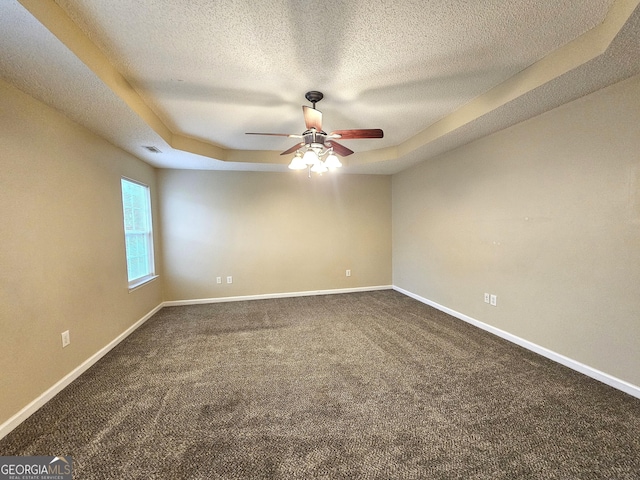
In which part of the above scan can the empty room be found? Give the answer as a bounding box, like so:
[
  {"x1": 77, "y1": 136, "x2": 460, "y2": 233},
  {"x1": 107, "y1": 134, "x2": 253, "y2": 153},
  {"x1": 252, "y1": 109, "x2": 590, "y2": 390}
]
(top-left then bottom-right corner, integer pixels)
[{"x1": 1, "y1": 0, "x2": 640, "y2": 478}]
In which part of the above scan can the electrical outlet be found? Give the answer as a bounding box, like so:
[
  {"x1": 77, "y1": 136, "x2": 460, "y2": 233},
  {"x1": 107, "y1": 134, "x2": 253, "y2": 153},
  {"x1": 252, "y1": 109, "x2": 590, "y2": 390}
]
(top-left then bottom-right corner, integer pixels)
[
  {"x1": 484, "y1": 293, "x2": 490, "y2": 304},
  {"x1": 490, "y1": 294, "x2": 497, "y2": 307},
  {"x1": 227, "y1": 276, "x2": 233, "y2": 284},
  {"x1": 61, "y1": 330, "x2": 70, "y2": 348},
  {"x1": 346, "y1": 269, "x2": 351, "y2": 277},
  {"x1": 216, "y1": 277, "x2": 222, "y2": 284}
]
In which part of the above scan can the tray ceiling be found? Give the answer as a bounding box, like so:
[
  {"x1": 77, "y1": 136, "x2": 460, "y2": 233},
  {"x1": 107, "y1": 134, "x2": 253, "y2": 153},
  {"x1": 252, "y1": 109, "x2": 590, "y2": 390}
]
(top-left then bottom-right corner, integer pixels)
[{"x1": 1, "y1": 0, "x2": 639, "y2": 173}]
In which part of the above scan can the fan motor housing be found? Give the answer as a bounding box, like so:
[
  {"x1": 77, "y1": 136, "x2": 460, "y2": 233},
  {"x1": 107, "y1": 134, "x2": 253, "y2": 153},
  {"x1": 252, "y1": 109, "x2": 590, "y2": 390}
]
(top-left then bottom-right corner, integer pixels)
[{"x1": 303, "y1": 130, "x2": 327, "y2": 147}]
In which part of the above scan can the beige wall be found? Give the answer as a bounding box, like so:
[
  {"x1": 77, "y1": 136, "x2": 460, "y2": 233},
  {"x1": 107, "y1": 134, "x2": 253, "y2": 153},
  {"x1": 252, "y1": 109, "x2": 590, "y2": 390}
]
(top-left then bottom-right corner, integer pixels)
[
  {"x1": 159, "y1": 170, "x2": 392, "y2": 301},
  {"x1": 0, "y1": 79, "x2": 163, "y2": 426},
  {"x1": 392, "y1": 73, "x2": 640, "y2": 387}
]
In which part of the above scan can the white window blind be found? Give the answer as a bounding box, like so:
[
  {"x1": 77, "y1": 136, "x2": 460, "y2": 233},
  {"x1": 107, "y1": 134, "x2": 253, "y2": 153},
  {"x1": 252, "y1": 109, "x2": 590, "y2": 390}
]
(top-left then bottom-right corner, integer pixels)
[{"x1": 121, "y1": 178, "x2": 155, "y2": 287}]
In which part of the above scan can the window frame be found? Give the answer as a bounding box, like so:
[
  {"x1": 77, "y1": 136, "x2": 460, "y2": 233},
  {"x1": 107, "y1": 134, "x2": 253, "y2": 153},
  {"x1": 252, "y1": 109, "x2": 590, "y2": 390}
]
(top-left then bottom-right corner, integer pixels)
[{"x1": 120, "y1": 176, "x2": 157, "y2": 291}]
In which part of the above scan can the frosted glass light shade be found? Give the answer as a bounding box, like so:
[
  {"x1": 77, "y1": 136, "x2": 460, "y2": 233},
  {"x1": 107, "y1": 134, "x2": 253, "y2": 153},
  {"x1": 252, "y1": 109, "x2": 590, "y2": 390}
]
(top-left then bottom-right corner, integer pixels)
[
  {"x1": 311, "y1": 161, "x2": 328, "y2": 173},
  {"x1": 302, "y1": 149, "x2": 319, "y2": 165},
  {"x1": 324, "y1": 153, "x2": 342, "y2": 169},
  {"x1": 288, "y1": 154, "x2": 306, "y2": 170}
]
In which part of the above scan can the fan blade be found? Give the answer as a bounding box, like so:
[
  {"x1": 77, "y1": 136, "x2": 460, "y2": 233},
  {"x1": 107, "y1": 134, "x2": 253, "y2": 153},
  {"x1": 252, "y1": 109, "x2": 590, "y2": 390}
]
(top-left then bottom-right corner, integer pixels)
[
  {"x1": 280, "y1": 143, "x2": 304, "y2": 155},
  {"x1": 326, "y1": 140, "x2": 354, "y2": 156},
  {"x1": 246, "y1": 132, "x2": 302, "y2": 138},
  {"x1": 303, "y1": 106, "x2": 323, "y2": 131},
  {"x1": 329, "y1": 129, "x2": 384, "y2": 139}
]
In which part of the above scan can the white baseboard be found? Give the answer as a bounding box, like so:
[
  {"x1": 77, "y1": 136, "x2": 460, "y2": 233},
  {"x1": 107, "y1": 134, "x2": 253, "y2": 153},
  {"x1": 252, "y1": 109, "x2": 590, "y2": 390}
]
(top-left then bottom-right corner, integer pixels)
[
  {"x1": 163, "y1": 285, "x2": 393, "y2": 307},
  {"x1": 393, "y1": 286, "x2": 640, "y2": 400},
  {"x1": 0, "y1": 303, "x2": 164, "y2": 441}
]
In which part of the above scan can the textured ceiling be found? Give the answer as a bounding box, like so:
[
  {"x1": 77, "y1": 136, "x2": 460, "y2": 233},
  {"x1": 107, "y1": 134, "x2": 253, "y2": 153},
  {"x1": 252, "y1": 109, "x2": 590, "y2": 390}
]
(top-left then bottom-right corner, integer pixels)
[{"x1": 1, "y1": 0, "x2": 639, "y2": 173}]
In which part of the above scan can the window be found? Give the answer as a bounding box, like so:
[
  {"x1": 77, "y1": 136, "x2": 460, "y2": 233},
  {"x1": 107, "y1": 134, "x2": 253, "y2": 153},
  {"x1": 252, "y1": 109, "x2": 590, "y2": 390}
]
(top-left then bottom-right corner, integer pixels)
[{"x1": 121, "y1": 177, "x2": 156, "y2": 289}]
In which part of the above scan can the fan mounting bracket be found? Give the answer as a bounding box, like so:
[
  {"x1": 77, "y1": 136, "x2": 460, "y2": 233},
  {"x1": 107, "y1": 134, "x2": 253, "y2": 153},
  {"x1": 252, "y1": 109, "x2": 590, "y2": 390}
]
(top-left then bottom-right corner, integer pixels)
[{"x1": 305, "y1": 91, "x2": 324, "y2": 108}]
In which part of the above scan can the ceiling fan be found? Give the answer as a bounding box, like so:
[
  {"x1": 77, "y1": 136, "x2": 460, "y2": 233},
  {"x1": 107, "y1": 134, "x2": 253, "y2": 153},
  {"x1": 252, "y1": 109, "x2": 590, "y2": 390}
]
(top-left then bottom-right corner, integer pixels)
[{"x1": 246, "y1": 91, "x2": 383, "y2": 172}]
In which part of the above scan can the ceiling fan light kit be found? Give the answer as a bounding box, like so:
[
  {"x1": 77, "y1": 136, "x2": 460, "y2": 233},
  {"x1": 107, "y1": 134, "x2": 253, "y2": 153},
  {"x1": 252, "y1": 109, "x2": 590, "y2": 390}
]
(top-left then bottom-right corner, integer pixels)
[{"x1": 247, "y1": 91, "x2": 383, "y2": 176}]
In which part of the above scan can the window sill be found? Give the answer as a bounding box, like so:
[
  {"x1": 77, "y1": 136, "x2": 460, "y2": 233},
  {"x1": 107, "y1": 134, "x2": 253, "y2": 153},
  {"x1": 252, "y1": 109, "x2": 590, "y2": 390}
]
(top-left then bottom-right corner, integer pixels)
[{"x1": 128, "y1": 274, "x2": 159, "y2": 292}]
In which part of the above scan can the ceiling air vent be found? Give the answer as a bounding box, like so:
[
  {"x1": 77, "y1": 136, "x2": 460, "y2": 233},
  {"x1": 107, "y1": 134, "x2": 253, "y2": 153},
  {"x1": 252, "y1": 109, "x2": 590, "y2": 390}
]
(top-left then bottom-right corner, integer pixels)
[{"x1": 143, "y1": 145, "x2": 162, "y2": 153}]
